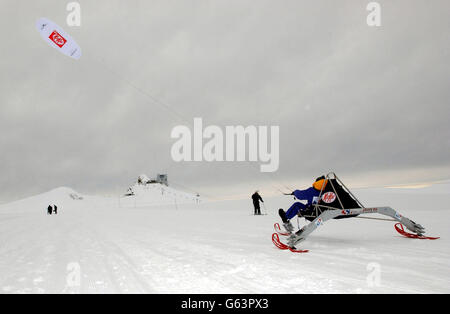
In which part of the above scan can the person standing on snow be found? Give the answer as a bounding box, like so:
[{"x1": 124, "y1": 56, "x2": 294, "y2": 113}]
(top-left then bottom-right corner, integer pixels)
[
  {"x1": 278, "y1": 176, "x2": 328, "y2": 232},
  {"x1": 251, "y1": 191, "x2": 264, "y2": 215},
  {"x1": 53, "y1": 205, "x2": 58, "y2": 215},
  {"x1": 47, "y1": 205, "x2": 53, "y2": 215}
]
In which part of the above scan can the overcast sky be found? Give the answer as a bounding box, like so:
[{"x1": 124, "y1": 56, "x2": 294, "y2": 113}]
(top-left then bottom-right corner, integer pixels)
[{"x1": 0, "y1": 0, "x2": 449, "y2": 202}]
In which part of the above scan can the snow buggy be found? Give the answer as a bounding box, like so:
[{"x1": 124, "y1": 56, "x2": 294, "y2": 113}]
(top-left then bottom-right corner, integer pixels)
[{"x1": 272, "y1": 172, "x2": 439, "y2": 253}]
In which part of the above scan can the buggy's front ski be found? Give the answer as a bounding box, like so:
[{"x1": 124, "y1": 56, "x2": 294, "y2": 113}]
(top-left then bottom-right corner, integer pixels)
[
  {"x1": 272, "y1": 233, "x2": 309, "y2": 253},
  {"x1": 273, "y1": 223, "x2": 291, "y2": 236},
  {"x1": 394, "y1": 223, "x2": 440, "y2": 240}
]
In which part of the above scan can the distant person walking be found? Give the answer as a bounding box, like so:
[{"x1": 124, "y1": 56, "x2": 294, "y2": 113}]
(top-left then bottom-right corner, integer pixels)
[
  {"x1": 47, "y1": 205, "x2": 52, "y2": 215},
  {"x1": 53, "y1": 205, "x2": 58, "y2": 215},
  {"x1": 251, "y1": 191, "x2": 264, "y2": 215}
]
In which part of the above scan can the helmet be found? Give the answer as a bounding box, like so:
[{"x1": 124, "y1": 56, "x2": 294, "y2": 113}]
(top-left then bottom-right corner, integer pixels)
[{"x1": 313, "y1": 176, "x2": 328, "y2": 190}]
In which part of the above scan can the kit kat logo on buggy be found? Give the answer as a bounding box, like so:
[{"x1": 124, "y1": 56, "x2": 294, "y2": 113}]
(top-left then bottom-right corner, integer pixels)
[{"x1": 321, "y1": 192, "x2": 336, "y2": 204}]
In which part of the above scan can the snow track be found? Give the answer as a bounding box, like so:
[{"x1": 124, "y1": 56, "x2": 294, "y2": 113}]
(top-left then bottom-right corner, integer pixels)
[{"x1": 0, "y1": 185, "x2": 449, "y2": 293}]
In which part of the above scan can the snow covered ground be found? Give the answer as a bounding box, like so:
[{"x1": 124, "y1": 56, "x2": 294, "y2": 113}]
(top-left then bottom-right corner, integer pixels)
[{"x1": 0, "y1": 183, "x2": 449, "y2": 294}]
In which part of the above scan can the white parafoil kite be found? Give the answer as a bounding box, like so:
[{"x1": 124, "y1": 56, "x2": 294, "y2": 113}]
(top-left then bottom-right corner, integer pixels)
[{"x1": 36, "y1": 17, "x2": 81, "y2": 60}]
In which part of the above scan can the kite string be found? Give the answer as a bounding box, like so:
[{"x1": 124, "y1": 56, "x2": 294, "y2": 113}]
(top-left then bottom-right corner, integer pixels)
[
  {"x1": 87, "y1": 54, "x2": 296, "y2": 197},
  {"x1": 88, "y1": 54, "x2": 193, "y2": 127}
]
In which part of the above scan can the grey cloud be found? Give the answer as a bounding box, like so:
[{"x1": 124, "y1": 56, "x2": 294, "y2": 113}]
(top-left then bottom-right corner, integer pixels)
[{"x1": 0, "y1": 0, "x2": 449, "y2": 202}]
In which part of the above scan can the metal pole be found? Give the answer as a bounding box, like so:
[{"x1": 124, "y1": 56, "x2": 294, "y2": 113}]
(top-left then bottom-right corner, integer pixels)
[
  {"x1": 262, "y1": 202, "x2": 268, "y2": 215},
  {"x1": 355, "y1": 216, "x2": 396, "y2": 222}
]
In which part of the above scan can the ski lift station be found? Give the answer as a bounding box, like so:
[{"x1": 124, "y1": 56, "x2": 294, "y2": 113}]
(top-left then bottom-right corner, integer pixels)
[{"x1": 137, "y1": 174, "x2": 168, "y2": 186}]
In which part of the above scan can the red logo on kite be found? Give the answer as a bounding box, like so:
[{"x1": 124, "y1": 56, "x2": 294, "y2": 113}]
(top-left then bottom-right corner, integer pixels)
[
  {"x1": 321, "y1": 192, "x2": 336, "y2": 204},
  {"x1": 49, "y1": 31, "x2": 67, "y2": 48}
]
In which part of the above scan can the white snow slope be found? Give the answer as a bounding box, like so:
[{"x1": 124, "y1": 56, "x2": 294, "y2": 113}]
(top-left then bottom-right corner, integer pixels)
[{"x1": 0, "y1": 183, "x2": 449, "y2": 294}]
